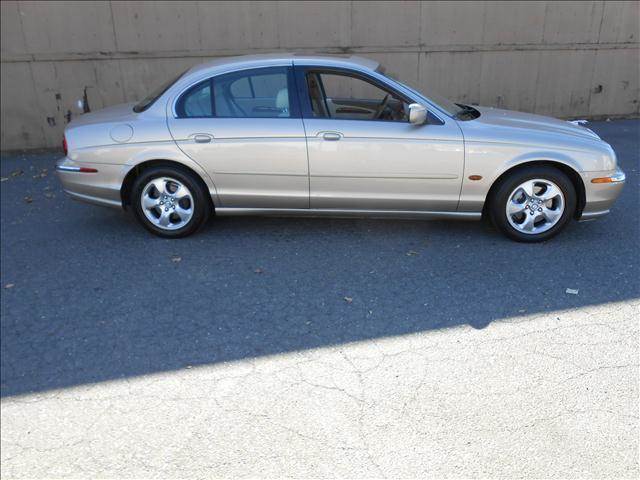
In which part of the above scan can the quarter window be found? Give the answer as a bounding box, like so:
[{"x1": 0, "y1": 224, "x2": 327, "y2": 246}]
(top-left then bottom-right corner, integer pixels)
[{"x1": 176, "y1": 81, "x2": 212, "y2": 118}]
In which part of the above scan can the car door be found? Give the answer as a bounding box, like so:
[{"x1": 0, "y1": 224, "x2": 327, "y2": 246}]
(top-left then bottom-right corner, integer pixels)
[
  {"x1": 167, "y1": 66, "x2": 309, "y2": 209},
  {"x1": 295, "y1": 66, "x2": 464, "y2": 211}
]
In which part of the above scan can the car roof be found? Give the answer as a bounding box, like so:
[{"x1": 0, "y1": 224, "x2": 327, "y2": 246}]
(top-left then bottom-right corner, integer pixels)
[{"x1": 186, "y1": 53, "x2": 380, "y2": 76}]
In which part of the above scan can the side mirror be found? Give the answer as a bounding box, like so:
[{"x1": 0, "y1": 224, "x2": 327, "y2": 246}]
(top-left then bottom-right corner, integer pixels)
[{"x1": 409, "y1": 103, "x2": 427, "y2": 125}]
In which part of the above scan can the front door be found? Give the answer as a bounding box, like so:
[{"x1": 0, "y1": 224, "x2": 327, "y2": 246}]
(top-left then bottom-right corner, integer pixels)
[
  {"x1": 296, "y1": 67, "x2": 464, "y2": 211},
  {"x1": 167, "y1": 66, "x2": 309, "y2": 209}
]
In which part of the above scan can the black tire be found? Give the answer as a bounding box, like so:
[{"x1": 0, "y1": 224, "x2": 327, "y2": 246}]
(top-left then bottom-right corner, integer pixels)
[
  {"x1": 131, "y1": 165, "x2": 211, "y2": 238},
  {"x1": 489, "y1": 166, "x2": 576, "y2": 243}
]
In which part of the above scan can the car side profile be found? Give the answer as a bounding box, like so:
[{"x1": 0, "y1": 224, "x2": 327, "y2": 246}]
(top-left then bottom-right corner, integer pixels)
[{"x1": 57, "y1": 54, "x2": 625, "y2": 242}]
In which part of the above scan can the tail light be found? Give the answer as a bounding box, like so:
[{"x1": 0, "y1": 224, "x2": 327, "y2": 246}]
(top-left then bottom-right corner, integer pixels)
[{"x1": 62, "y1": 135, "x2": 68, "y2": 156}]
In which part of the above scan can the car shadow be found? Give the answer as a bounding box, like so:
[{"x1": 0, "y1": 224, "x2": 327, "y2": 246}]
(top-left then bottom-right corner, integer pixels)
[{"x1": 1, "y1": 120, "x2": 638, "y2": 397}]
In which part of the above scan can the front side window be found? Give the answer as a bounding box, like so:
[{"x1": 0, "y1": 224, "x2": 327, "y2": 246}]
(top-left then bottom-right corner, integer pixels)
[
  {"x1": 306, "y1": 71, "x2": 409, "y2": 122},
  {"x1": 176, "y1": 67, "x2": 294, "y2": 119},
  {"x1": 377, "y1": 66, "x2": 466, "y2": 119}
]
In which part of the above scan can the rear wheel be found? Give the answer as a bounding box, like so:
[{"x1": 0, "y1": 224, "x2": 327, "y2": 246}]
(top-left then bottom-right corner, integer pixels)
[
  {"x1": 489, "y1": 166, "x2": 576, "y2": 242},
  {"x1": 131, "y1": 166, "x2": 211, "y2": 238}
]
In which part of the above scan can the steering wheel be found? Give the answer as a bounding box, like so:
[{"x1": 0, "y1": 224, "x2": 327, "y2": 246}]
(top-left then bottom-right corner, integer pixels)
[{"x1": 373, "y1": 94, "x2": 390, "y2": 119}]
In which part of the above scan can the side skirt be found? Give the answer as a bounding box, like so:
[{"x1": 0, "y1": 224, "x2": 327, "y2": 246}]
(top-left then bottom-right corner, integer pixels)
[{"x1": 215, "y1": 208, "x2": 481, "y2": 221}]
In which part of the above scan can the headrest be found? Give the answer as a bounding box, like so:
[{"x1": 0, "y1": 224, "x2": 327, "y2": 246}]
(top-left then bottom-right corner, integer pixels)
[{"x1": 276, "y1": 88, "x2": 289, "y2": 112}]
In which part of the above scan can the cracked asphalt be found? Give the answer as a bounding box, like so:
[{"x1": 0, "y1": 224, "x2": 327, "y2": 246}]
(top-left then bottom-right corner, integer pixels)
[{"x1": 1, "y1": 120, "x2": 639, "y2": 478}]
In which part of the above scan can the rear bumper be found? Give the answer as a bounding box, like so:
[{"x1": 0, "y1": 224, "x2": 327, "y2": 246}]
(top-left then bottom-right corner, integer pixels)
[
  {"x1": 579, "y1": 168, "x2": 625, "y2": 220},
  {"x1": 56, "y1": 157, "x2": 125, "y2": 209}
]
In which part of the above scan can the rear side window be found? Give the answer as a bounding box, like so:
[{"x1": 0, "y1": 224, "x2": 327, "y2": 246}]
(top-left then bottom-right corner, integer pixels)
[
  {"x1": 175, "y1": 67, "x2": 296, "y2": 119},
  {"x1": 214, "y1": 67, "x2": 292, "y2": 118}
]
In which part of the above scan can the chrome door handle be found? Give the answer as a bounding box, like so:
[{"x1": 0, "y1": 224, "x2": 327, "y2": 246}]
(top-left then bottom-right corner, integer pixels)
[
  {"x1": 322, "y1": 132, "x2": 342, "y2": 141},
  {"x1": 192, "y1": 134, "x2": 213, "y2": 143}
]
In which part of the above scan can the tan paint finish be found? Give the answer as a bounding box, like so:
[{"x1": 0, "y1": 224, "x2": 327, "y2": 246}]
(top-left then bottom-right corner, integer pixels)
[
  {"x1": 54, "y1": 55, "x2": 625, "y2": 225},
  {"x1": 168, "y1": 118, "x2": 310, "y2": 209},
  {"x1": 303, "y1": 118, "x2": 464, "y2": 211}
]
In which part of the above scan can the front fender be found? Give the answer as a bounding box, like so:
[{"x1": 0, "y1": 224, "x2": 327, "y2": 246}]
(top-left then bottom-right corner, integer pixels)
[{"x1": 457, "y1": 142, "x2": 599, "y2": 212}]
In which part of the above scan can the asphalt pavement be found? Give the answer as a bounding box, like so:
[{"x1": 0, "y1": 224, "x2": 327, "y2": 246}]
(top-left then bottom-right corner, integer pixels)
[{"x1": 1, "y1": 119, "x2": 638, "y2": 478}]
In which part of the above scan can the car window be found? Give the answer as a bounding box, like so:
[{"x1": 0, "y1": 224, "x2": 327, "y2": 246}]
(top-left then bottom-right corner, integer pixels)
[
  {"x1": 229, "y1": 77, "x2": 252, "y2": 98},
  {"x1": 214, "y1": 67, "x2": 291, "y2": 118},
  {"x1": 377, "y1": 66, "x2": 464, "y2": 119},
  {"x1": 307, "y1": 71, "x2": 409, "y2": 122},
  {"x1": 177, "y1": 81, "x2": 212, "y2": 118}
]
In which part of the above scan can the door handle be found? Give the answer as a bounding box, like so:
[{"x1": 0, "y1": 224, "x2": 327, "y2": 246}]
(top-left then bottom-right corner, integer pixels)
[
  {"x1": 192, "y1": 133, "x2": 213, "y2": 143},
  {"x1": 321, "y1": 132, "x2": 342, "y2": 141}
]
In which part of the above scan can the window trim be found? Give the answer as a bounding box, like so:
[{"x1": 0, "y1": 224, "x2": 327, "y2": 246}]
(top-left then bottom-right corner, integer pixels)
[
  {"x1": 294, "y1": 66, "x2": 443, "y2": 125},
  {"x1": 173, "y1": 66, "x2": 301, "y2": 120}
]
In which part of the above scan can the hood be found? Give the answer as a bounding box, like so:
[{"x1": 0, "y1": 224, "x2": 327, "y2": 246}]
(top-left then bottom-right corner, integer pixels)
[
  {"x1": 67, "y1": 102, "x2": 138, "y2": 128},
  {"x1": 471, "y1": 106, "x2": 600, "y2": 141}
]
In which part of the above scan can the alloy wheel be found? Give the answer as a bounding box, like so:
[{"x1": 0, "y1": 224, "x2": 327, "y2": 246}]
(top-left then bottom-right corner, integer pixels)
[
  {"x1": 140, "y1": 177, "x2": 194, "y2": 230},
  {"x1": 505, "y1": 178, "x2": 565, "y2": 234}
]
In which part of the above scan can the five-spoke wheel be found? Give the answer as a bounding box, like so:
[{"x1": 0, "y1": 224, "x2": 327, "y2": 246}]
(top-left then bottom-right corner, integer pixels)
[
  {"x1": 131, "y1": 166, "x2": 211, "y2": 238},
  {"x1": 490, "y1": 166, "x2": 576, "y2": 242},
  {"x1": 505, "y1": 179, "x2": 565, "y2": 235},
  {"x1": 141, "y1": 177, "x2": 194, "y2": 230}
]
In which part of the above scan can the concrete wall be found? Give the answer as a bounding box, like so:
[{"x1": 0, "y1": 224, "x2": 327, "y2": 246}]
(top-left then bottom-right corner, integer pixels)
[{"x1": 1, "y1": 0, "x2": 639, "y2": 150}]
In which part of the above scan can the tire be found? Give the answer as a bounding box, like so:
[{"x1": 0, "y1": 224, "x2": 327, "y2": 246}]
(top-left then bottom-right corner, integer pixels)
[
  {"x1": 489, "y1": 166, "x2": 576, "y2": 243},
  {"x1": 131, "y1": 165, "x2": 211, "y2": 238}
]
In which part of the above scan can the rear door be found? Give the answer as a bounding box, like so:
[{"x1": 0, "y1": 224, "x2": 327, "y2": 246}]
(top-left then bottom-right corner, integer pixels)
[
  {"x1": 167, "y1": 66, "x2": 309, "y2": 209},
  {"x1": 295, "y1": 66, "x2": 464, "y2": 212}
]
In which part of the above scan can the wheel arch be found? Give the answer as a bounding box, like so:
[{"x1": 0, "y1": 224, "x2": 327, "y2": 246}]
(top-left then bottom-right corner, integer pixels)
[
  {"x1": 120, "y1": 159, "x2": 215, "y2": 211},
  {"x1": 483, "y1": 160, "x2": 586, "y2": 219}
]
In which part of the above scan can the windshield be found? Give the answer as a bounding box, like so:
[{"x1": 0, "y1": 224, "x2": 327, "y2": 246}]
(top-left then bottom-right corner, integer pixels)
[
  {"x1": 377, "y1": 67, "x2": 465, "y2": 118},
  {"x1": 133, "y1": 70, "x2": 187, "y2": 113}
]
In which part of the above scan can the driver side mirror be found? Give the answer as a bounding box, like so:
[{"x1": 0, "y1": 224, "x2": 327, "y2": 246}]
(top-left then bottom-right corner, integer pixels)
[{"x1": 409, "y1": 103, "x2": 427, "y2": 125}]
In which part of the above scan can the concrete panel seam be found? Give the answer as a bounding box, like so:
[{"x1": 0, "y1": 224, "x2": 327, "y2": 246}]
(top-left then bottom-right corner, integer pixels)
[{"x1": 2, "y1": 42, "x2": 638, "y2": 64}]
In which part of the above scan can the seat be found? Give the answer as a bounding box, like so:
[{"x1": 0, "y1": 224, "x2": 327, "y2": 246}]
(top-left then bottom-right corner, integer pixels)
[
  {"x1": 306, "y1": 74, "x2": 329, "y2": 118},
  {"x1": 276, "y1": 88, "x2": 289, "y2": 117}
]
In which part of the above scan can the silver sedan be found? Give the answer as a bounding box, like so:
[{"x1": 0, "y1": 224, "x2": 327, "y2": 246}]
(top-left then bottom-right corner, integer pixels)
[{"x1": 57, "y1": 54, "x2": 625, "y2": 242}]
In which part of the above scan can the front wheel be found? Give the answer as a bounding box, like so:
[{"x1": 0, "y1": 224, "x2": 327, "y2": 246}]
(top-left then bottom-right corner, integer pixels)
[
  {"x1": 131, "y1": 166, "x2": 211, "y2": 238},
  {"x1": 489, "y1": 166, "x2": 576, "y2": 242}
]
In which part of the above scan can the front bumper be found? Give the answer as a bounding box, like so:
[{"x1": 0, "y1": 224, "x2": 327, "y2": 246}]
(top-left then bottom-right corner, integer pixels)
[
  {"x1": 56, "y1": 157, "x2": 125, "y2": 209},
  {"x1": 579, "y1": 168, "x2": 625, "y2": 220}
]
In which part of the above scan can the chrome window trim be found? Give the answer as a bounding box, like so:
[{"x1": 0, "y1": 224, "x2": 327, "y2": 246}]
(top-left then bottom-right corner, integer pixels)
[{"x1": 169, "y1": 61, "x2": 449, "y2": 125}]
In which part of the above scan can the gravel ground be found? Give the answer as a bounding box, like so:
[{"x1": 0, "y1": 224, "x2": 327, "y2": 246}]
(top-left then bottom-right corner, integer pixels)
[{"x1": 1, "y1": 119, "x2": 638, "y2": 478}]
